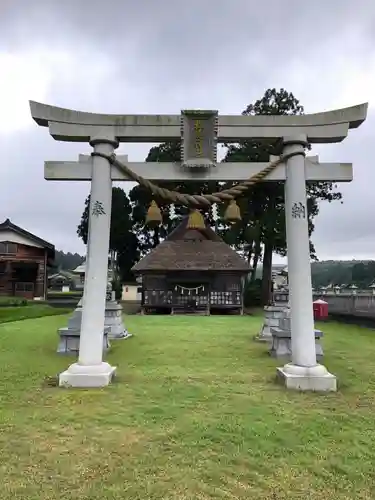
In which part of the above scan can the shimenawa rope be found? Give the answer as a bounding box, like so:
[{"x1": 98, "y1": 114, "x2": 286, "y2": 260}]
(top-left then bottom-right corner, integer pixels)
[{"x1": 91, "y1": 150, "x2": 304, "y2": 208}]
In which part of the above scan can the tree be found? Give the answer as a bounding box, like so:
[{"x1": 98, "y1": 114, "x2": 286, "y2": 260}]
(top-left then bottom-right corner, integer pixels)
[
  {"x1": 222, "y1": 88, "x2": 342, "y2": 304},
  {"x1": 351, "y1": 262, "x2": 370, "y2": 286},
  {"x1": 129, "y1": 142, "x2": 220, "y2": 255},
  {"x1": 311, "y1": 260, "x2": 375, "y2": 288},
  {"x1": 129, "y1": 88, "x2": 343, "y2": 304},
  {"x1": 52, "y1": 250, "x2": 84, "y2": 271},
  {"x1": 77, "y1": 187, "x2": 139, "y2": 281}
]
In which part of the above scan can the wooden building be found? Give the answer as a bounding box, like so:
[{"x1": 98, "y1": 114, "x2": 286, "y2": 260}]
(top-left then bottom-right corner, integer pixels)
[
  {"x1": 0, "y1": 219, "x2": 55, "y2": 299},
  {"x1": 48, "y1": 270, "x2": 80, "y2": 291},
  {"x1": 132, "y1": 216, "x2": 249, "y2": 314},
  {"x1": 72, "y1": 257, "x2": 115, "y2": 291}
]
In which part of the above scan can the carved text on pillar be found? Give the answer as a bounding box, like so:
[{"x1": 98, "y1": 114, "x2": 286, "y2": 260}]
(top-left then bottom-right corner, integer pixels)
[
  {"x1": 291, "y1": 202, "x2": 306, "y2": 219},
  {"x1": 92, "y1": 200, "x2": 106, "y2": 217}
]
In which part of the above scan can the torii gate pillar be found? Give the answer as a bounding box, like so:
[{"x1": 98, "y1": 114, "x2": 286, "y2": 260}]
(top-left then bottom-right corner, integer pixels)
[
  {"x1": 278, "y1": 136, "x2": 336, "y2": 390},
  {"x1": 61, "y1": 132, "x2": 119, "y2": 387}
]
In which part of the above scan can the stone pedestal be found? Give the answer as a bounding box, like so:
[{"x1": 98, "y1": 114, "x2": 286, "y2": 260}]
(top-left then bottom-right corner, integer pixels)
[
  {"x1": 105, "y1": 298, "x2": 132, "y2": 339},
  {"x1": 57, "y1": 326, "x2": 111, "y2": 354},
  {"x1": 57, "y1": 304, "x2": 111, "y2": 354},
  {"x1": 255, "y1": 305, "x2": 287, "y2": 342},
  {"x1": 270, "y1": 327, "x2": 324, "y2": 361},
  {"x1": 58, "y1": 291, "x2": 132, "y2": 353},
  {"x1": 273, "y1": 288, "x2": 289, "y2": 307}
]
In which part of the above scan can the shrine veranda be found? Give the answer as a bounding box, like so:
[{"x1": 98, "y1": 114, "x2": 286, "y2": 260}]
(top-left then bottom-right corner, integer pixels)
[{"x1": 29, "y1": 101, "x2": 368, "y2": 390}]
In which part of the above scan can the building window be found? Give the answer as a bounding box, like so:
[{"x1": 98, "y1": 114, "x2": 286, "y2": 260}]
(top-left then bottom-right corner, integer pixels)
[
  {"x1": 0, "y1": 242, "x2": 17, "y2": 255},
  {"x1": 227, "y1": 282, "x2": 241, "y2": 291},
  {"x1": 15, "y1": 282, "x2": 34, "y2": 292}
]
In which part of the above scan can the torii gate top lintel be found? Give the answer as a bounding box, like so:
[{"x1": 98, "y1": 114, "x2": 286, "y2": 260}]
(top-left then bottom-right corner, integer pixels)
[{"x1": 29, "y1": 101, "x2": 368, "y2": 144}]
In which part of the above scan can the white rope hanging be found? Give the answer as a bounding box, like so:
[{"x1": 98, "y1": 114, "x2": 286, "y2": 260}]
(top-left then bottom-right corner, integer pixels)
[
  {"x1": 169, "y1": 203, "x2": 176, "y2": 219},
  {"x1": 212, "y1": 203, "x2": 219, "y2": 221},
  {"x1": 174, "y1": 284, "x2": 205, "y2": 295}
]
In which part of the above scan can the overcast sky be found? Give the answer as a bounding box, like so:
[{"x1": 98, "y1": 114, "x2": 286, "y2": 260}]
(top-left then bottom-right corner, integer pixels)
[{"x1": 1, "y1": 0, "x2": 374, "y2": 263}]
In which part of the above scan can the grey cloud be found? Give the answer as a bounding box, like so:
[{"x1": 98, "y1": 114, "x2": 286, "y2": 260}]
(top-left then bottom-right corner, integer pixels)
[
  {"x1": 0, "y1": 131, "x2": 89, "y2": 253},
  {"x1": 3, "y1": 1, "x2": 375, "y2": 73},
  {"x1": 0, "y1": 0, "x2": 374, "y2": 259},
  {"x1": 311, "y1": 117, "x2": 375, "y2": 259},
  {"x1": 4, "y1": 0, "x2": 375, "y2": 106},
  {"x1": 0, "y1": 130, "x2": 149, "y2": 254}
]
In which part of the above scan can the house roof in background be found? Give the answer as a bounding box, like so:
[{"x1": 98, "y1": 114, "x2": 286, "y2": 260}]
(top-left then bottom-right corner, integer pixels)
[{"x1": 0, "y1": 218, "x2": 55, "y2": 258}]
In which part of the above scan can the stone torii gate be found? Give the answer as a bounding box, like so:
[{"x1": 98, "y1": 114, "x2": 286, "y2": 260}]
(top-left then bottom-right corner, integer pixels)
[{"x1": 30, "y1": 101, "x2": 368, "y2": 390}]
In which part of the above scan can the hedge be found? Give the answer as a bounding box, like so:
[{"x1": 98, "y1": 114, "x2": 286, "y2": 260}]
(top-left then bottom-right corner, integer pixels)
[{"x1": 0, "y1": 305, "x2": 73, "y2": 324}]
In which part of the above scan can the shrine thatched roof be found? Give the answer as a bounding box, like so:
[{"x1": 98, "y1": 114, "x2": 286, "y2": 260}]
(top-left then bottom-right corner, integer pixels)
[{"x1": 132, "y1": 217, "x2": 249, "y2": 273}]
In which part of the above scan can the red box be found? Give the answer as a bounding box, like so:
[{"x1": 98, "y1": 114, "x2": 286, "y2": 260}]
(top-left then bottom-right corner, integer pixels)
[{"x1": 313, "y1": 299, "x2": 328, "y2": 320}]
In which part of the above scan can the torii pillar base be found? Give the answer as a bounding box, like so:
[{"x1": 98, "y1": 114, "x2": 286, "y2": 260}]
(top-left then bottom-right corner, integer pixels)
[
  {"x1": 59, "y1": 362, "x2": 117, "y2": 388},
  {"x1": 276, "y1": 363, "x2": 337, "y2": 392}
]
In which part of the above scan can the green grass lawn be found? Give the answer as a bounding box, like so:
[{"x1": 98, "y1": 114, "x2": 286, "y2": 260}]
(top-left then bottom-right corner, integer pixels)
[{"x1": 1, "y1": 314, "x2": 375, "y2": 499}]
